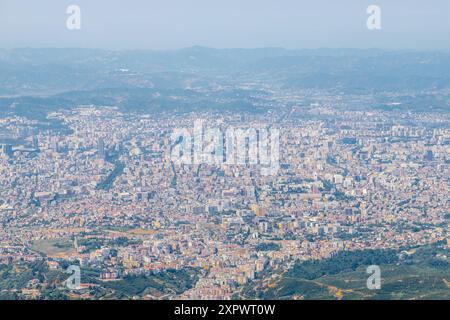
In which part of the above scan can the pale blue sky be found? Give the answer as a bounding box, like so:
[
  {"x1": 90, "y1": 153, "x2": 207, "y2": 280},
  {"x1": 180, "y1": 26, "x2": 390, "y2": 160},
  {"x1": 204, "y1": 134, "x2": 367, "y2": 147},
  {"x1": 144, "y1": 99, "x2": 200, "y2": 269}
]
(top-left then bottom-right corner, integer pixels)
[{"x1": 0, "y1": 0, "x2": 449, "y2": 50}]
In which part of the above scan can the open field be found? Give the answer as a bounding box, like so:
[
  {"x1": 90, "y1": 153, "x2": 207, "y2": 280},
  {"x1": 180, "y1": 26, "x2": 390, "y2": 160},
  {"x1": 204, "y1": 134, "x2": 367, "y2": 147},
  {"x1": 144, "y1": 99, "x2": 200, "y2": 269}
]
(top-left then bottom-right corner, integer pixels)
[{"x1": 30, "y1": 239, "x2": 76, "y2": 258}]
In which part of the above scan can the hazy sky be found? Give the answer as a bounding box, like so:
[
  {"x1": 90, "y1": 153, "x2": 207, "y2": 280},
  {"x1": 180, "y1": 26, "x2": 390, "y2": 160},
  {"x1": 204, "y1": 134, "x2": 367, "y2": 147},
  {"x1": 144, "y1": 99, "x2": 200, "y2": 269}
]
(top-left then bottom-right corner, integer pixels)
[{"x1": 0, "y1": 0, "x2": 449, "y2": 50}]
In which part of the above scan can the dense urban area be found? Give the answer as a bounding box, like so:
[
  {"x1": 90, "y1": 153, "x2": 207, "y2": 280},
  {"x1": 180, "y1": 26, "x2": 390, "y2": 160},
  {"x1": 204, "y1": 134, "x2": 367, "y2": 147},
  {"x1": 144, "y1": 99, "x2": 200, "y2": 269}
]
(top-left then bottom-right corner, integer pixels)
[{"x1": 0, "y1": 48, "x2": 449, "y2": 299}]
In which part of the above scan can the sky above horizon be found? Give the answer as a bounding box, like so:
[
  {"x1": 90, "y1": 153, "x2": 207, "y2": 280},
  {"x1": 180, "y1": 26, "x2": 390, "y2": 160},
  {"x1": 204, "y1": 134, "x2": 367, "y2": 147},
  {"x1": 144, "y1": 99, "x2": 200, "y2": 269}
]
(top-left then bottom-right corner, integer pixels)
[{"x1": 0, "y1": 0, "x2": 449, "y2": 51}]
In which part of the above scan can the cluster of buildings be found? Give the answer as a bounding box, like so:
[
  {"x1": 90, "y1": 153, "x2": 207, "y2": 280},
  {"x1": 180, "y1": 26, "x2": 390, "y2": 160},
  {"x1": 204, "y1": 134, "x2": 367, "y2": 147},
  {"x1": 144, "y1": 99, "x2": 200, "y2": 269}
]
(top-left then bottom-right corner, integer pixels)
[{"x1": 0, "y1": 100, "x2": 449, "y2": 299}]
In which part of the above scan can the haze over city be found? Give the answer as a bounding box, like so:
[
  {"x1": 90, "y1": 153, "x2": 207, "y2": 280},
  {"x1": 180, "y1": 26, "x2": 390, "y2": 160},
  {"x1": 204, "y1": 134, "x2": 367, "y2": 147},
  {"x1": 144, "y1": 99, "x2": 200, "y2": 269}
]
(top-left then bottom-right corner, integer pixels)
[
  {"x1": 1, "y1": 0, "x2": 450, "y2": 50},
  {"x1": 0, "y1": 0, "x2": 448, "y2": 307}
]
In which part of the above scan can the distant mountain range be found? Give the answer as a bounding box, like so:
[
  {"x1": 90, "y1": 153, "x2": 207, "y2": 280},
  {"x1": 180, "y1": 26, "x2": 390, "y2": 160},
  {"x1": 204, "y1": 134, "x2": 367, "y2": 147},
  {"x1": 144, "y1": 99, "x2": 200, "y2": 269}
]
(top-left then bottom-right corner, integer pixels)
[{"x1": 0, "y1": 47, "x2": 449, "y2": 117}]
